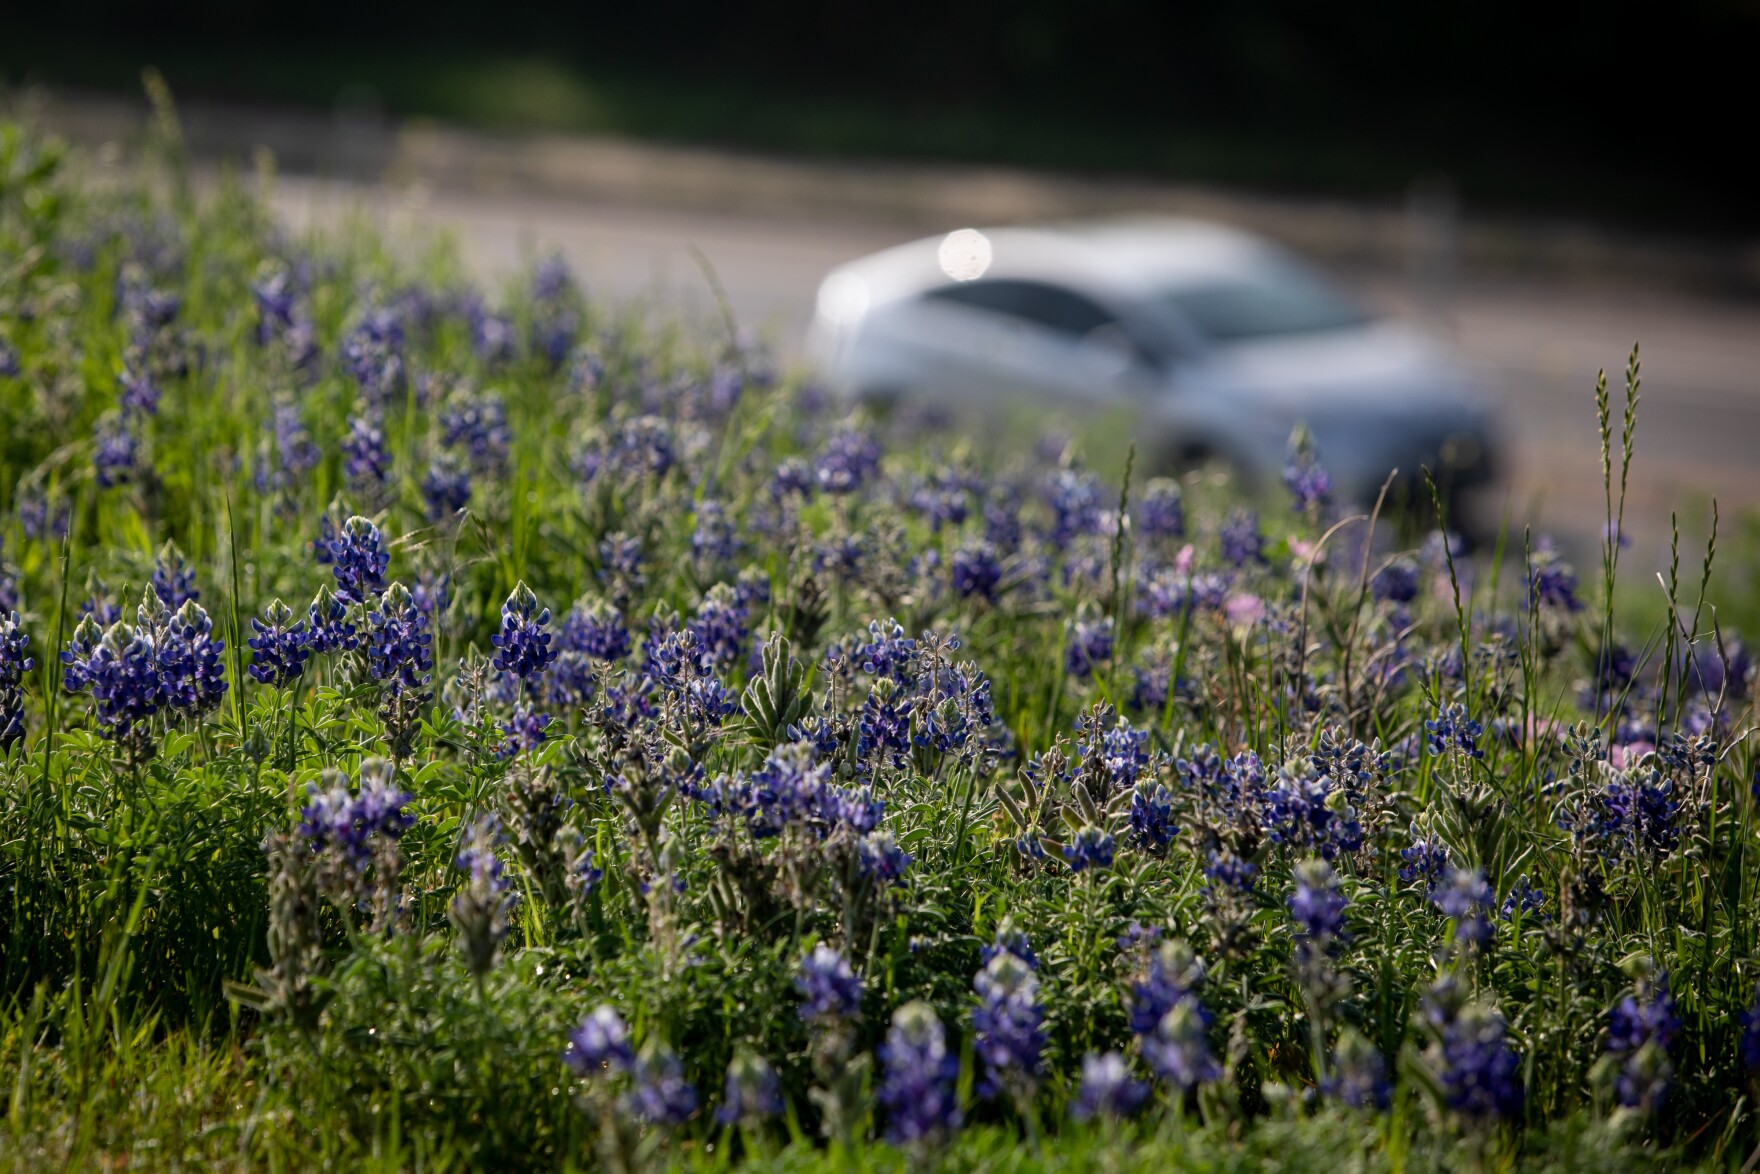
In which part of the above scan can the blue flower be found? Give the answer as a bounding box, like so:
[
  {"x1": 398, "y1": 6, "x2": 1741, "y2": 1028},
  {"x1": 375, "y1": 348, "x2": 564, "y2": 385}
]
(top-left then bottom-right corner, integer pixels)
[
  {"x1": 1062, "y1": 826, "x2": 1115, "y2": 873},
  {"x1": 306, "y1": 585, "x2": 360, "y2": 654},
  {"x1": 1043, "y1": 468, "x2": 1101, "y2": 547},
  {"x1": 1143, "y1": 996, "x2": 1221, "y2": 1093},
  {"x1": 624, "y1": 1049, "x2": 699, "y2": 1126},
  {"x1": 1740, "y1": 982, "x2": 1760, "y2": 1075},
  {"x1": 859, "y1": 830, "x2": 913, "y2": 888},
  {"x1": 491, "y1": 582, "x2": 559, "y2": 681},
  {"x1": 341, "y1": 410, "x2": 391, "y2": 490},
  {"x1": 325, "y1": 516, "x2": 390, "y2": 605},
  {"x1": 1399, "y1": 830, "x2": 1450, "y2": 892},
  {"x1": 796, "y1": 945, "x2": 862, "y2": 1025},
  {"x1": 0, "y1": 609, "x2": 32, "y2": 751},
  {"x1": 877, "y1": 1002, "x2": 962, "y2": 1144},
  {"x1": 1373, "y1": 560, "x2": 1420, "y2": 604},
  {"x1": 1606, "y1": 968, "x2": 1678, "y2": 1112},
  {"x1": 1289, "y1": 858, "x2": 1348, "y2": 944},
  {"x1": 715, "y1": 1052, "x2": 784, "y2": 1127},
  {"x1": 972, "y1": 947, "x2": 1046, "y2": 1099},
  {"x1": 1130, "y1": 939, "x2": 1205, "y2": 1038},
  {"x1": 1325, "y1": 1030, "x2": 1392, "y2": 1110},
  {"x1": 565, "y1": 1005, "x2": 636, "y2": 1076},
  {"x1": 421, "y1": 453, "x2": 472, "y2": 520},
  {"x1": 1436, "y1": 1003, "x2": 1524, "y2": 1121},
  {"x1": 690, "y1": 500, "x2": 742, "y2": 564},
  {"x1": 1220, "y1": 509, "x2": 1264, "y2": 567},
  {"x1": 1426, "y1": 702, "x2": 1484, "y2": 759},
  {"x1": 450, "y1": 813, "x2": 516, "y2": 976},
  {"x1": 1128, "y1": 783, "x2": 1178, "y2": 853},
  {"x1": 814, "y1": 428, "x2": 881, "y2": 494},
  {"x1": 1430, "y1": 868, "x2": 1494, "y2": 946},
  {"x1": 1282, "y1": 426, "x2": 1333, "y2": 510},
  {"x1": 247, "y1": 599, "x2": 310, "y2": 687},
  {"x1": 367, "y1": 584, "x2": 433, "y2": 693},
  {"x1": 1065, "y1": 615, "x2": 1113, "y2": 679},
  {"x1": 1526, "y1": 543, "x2": 1583, "y2": 612},
  {"x1": 498, "y1": 706, "x2": 552, "y2": 759},
  {"x1": 686, "y1": 584, "x2": 750, "y2": 670},
  {"x1": 1136, "y1": 478, "x2": 1185, "y2": 539},
  {"x1": 119, "y1": 367, "x2": 159, "y2": 417},
  {"x1": 157, "y1": 600, "x2": 227, "y2": 717},
  {"x1": 1071, "y1": 1052, "x2": 1150, "y2": 1120},
  {"x1": 94, "y1": 416, "x2": 139, "y2": 488},
  {"x1": 1499, "y1": 874, "x2": 1548, "y2": 920},
  {"x1": 950, "y1": 541, "x2": 1003, "y2": 602}
]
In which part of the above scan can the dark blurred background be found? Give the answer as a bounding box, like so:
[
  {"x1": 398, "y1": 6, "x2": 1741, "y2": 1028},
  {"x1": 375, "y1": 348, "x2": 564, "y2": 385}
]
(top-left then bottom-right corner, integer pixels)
[{"x1": 4, "y1": 0, "x2": 1754, "y2": 230}]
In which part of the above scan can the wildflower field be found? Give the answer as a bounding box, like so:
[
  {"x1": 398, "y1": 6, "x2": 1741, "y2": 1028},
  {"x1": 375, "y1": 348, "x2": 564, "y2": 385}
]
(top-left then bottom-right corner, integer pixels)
[{"x1": 2, "y1": 113, "x2": 1758, "y2": 1172}]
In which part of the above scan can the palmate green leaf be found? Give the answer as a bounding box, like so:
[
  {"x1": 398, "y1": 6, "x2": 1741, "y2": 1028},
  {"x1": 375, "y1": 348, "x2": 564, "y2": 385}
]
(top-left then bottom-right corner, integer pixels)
[{"x1": 740, "y1": 634, "x2": 813, "y2": 751}]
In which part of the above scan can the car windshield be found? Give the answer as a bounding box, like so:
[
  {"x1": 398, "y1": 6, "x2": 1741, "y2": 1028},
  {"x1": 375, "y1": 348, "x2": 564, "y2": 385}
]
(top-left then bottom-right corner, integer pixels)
[{"x1": 1152, "y1": 260, "x2": 1369, "y2": 343}]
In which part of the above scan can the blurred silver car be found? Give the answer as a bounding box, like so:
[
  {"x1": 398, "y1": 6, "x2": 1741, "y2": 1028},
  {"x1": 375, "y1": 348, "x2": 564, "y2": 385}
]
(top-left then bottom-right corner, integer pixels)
[{"x1": 807, "y1": 219, "x2": 1497, "y2": 507}]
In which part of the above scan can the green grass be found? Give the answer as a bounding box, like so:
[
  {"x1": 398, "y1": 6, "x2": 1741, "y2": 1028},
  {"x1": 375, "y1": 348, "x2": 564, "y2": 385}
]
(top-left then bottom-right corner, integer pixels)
[{"x1": 1, "y1": 113, "x2": 1759, "y2": 1171}]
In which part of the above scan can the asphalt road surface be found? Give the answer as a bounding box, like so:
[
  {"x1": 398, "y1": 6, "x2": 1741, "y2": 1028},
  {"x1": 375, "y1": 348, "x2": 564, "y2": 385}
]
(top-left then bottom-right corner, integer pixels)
[{"x1": 271, "y1": 176, "x2": 1760, "y2": 561}]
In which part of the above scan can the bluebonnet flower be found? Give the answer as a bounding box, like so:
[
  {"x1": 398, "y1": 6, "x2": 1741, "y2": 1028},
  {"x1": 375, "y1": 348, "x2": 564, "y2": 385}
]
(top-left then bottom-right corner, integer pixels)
[
  {"x1": 1527, "y1": 543, "x2": 1584, "y2": 612},
  {"x1": 325, "y1": 515, "x2": 390, "y2": 604},
  {"x1": 855, "y1": 618, "x2": 917, "y2": 680},
  {"x1": 82, "y1": 622, "x2": 163, "y2": 736},
  {"x1": 1130, "y1": 939, "x2": 1204, "y2": 1037},
  {"x1": 296, "y1": 763, "x2": 414, "y2": 913},
  {"x1": 1325, "y1": 1030, "x2": 1392, "y2": 1110},
  {"x1": 626, "y1": 1048, "x2": 699, "y2": 1126},
  {"x1": 1, "y1": 610, "x2": 32, "y2": 751},
  {"x1": 151, "y1": 541, "x2": 198, "y2": 607},
  {"x1": 981, "y1": 928, "x2": 1038, "y2": 971},
  {"x1": 1139, "y1": 567, "x2": 1230, "y2": 620},
  {"x1": 1426, "y1": 702, "x2": 1485, "y2": 758},
  {"x1": 1220, "y1": 509, "x2": 1264, "y2": 567},
  {"x1": 1431, "y1": 997, "x2": 1524, "y2": 1121},
  {"x1": 118, "y1": 367, "x2": 160, "y2": 417},
  {"x1": 1739, "y1": 982, "x2": 1760, "y2": 1075},
  {"x1": 1128, "y1": 783, "x2": 1177, "y2": 853},
  {"x1": 1289, "y1": 858, "x2": 1349, "y2": 944},
  {"x1": 367, "y1": 583, "x2": 433, "y2": 693},
  {"x1": 0, "y1": 340, "x2": 18, "y2": 378},
  {"x1": 440, "y1": 389, "x2": 511, "y2": 472},
  {"x1": 1063, "y1": 826, "x2": 1115, "y2": 873},
  {"x1": 877, "y1": 1002, "x2": 962, "y2": 1144},
  {"x1": 498, "y1": 706, "x2": 552, "y2": 758},
  {"x1": 1431, "y1": 868, "x2": 1495, "y2": 946},
  {"x1": 1071, "y1": 1052, "x2": 1150, "y2": 1121},
  {"x1": 972, "y1": 946, "x2": 1046, "y2": 1100},
  {"x1": 1282, "y1": 425, "x2": 1333, "y2": 510},
  {"x1": 158, "y1": 600, "x2": 227, "y2": 717},
  {"x1": 1077, "y1": 711, "x2": 1152, "y2": 792},
  {"x1": 1043, "y1": 468, "x2": 1101, "y2": 547},
  {"x1": 565, "y1": 1005, "x2": 636, "y2": 1076},
  {"x1": 60, "y1": 615, "x2": 105, "y2": 695},
  {"x1": 273, "y1": 401, "x2": 321, "y2": 483},
  {"x1": 1374, "y1": 559, "x2": 1421, "y2": 604},
  {"x1": 770, "y1": 457, "x2": 815, "y2": 502},
  {"x1": 1499, "y1": 874, "x2": 1548, "y2": 920},
  {"x1": 950, "y1": 540, "x2": 1003, "y2": 602},
  {"x1": 422, "y1": 453, "x2": 472, "y2": 520},
  {"x1": 1065, "y1": 614, "x2": 1113, "y2": 679},
  {"x1": 716, "y1": 1052, "x2": 784, "y2": 1127},
  {"x1": 341, "y1": 410, "x2": 391, "y2": 492},
  {"x1": 599, "y1": 532, "x2": 646, "y2": 594},
  {"x1": 1204, "y1": 850, "x2": 1257, "y2": 893},
  {"x1": 1400, "y1": 830, "x2": 1450, "y2": 893},
  {"x1": 1143, "y1": 996, "x2": 1221, "y2": 1093},
  {"x1": 859, "y1": 830, "x2": 913, "y2": 888},
  {"x1": 561, "y1": 598, "x2": 632, "y2": 662},
  {"x1": 1606, "y1": 967, "x2": 1678, "y2": 1112},
  {"x1": 691, "y1": 500, "x2": 742, "y2": 564},
  {"x1": 1137, "y1": 478, "x2": 1185, "y2": 539},
  {"x1": 247, "y1": 599, "x2": 311, "y2": 686},
  {"x1": 797, "y1": 944, "x2": 862, "y2": 1025},
  {"x1": 306, "y1": 585, "x2": 359, "y2": 654},
  {"x1": 856, "y1": 678, "x2": 912, "y2": 772},
  {"x1": 1264, "y1": 771, "x2": 1361, "y2": 858},
  {"x1": 491, "y1": 582, "x2": 559, "y2": 681},
  {"x1": 465, "y1": 296, "x2": 516, "y2": 365},
  {"x1": 814, "y1": 428, "x2": 881, "y2": 494},
  {"x1": 340, "y1": 307, "x2": 406, "y2": 404},
  {"x1": 450, "y1": 813, "x2": 516, "y2": 977},
  {"x1": 94, "y1": 416, "x2": 139, "y2": 488},
  {"x1": 687, "y1": 584, "x2": 750, "y2": 669},
  {"x1": 718, "y1": 741, "x2": 832, "y2": 838}
]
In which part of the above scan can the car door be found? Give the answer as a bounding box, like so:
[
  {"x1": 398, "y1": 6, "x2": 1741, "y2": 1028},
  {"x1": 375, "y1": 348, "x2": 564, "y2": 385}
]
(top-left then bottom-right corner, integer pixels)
[{"x1": 910, "y1": 279, "x2": 1160, "y2": 409}]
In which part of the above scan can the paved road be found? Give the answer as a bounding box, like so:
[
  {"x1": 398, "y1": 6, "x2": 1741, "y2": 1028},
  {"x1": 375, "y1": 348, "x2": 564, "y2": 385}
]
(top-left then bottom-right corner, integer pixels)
[{"x1": 272, "y1": 176, "x2": 1760, "y2": 561}]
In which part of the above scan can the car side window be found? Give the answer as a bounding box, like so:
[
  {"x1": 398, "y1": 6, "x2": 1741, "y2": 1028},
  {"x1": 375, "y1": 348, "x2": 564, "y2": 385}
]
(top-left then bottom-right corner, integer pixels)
[{"x1": 928, "y1": 279, "x2": 1116, "y2": 338}]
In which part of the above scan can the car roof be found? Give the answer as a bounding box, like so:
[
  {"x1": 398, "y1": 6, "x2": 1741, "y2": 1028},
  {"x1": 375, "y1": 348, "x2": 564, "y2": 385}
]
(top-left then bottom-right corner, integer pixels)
[{"x1": 831, "y1": 218, "x2": 1283, "y2": 307}]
